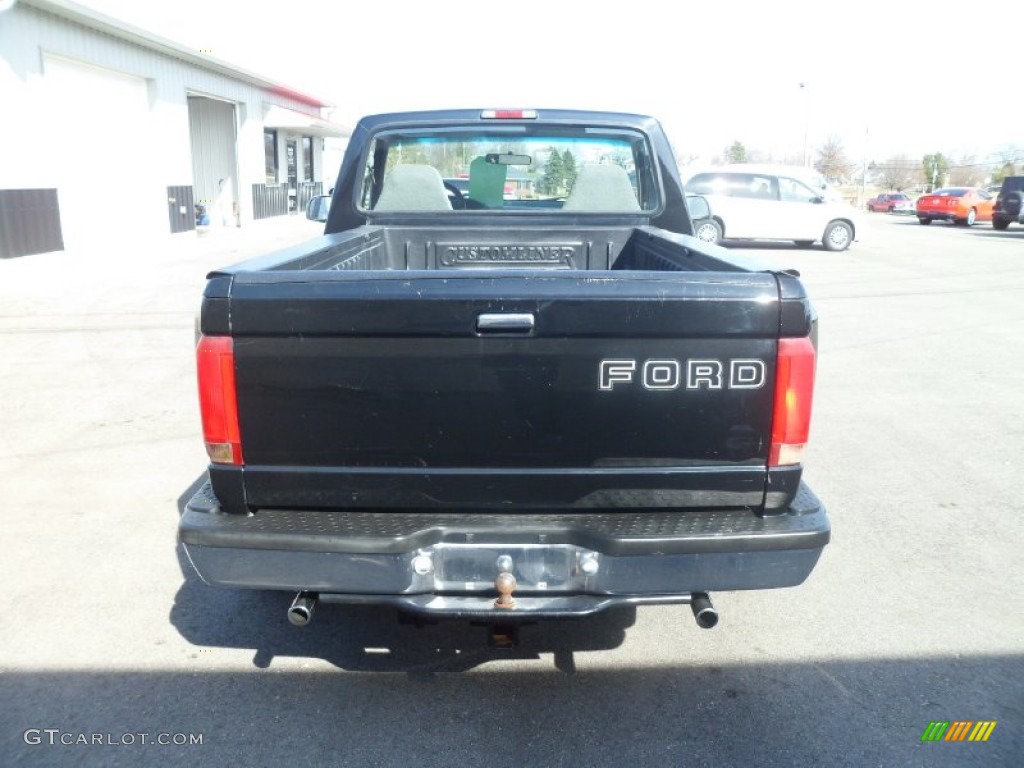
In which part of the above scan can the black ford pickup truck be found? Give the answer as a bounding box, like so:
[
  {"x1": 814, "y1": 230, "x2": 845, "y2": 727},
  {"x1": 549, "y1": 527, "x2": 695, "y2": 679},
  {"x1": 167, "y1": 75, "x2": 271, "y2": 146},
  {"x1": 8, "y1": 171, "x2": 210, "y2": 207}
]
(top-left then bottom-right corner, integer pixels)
[{"x1": 179, "y1": 109, "x2": 829, "y2": 636}]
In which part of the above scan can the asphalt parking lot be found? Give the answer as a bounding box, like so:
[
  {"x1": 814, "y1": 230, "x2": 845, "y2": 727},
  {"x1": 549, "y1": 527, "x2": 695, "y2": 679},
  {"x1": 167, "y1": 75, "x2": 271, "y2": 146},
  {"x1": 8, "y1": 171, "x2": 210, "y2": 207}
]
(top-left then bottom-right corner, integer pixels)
[{"x1": 1, "y1": 213, "x2": 1021, "y2": 767}]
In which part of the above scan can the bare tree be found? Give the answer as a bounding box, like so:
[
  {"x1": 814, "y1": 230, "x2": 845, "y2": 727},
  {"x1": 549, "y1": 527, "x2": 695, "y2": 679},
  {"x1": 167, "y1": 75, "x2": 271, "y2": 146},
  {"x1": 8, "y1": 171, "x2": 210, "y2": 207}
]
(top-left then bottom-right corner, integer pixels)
[
  {"x1": 993, "y1": 161, "x2": 1018, "y2": 183},
  {"x1": 814, "y1": 135, "x2": 853, "y2": 184},
  {"x1": 674, "y1": 151, "x2": 702, "y2": 168},
  {"x1": 994, "y1": 144, "x2": 1023, "y2": 166},
  {"x1": 948, "y1": 156, "x2": 987, "y2": 187},
  {"x1": 873, "y1": 154, "x2": 917, "y2": 191},
  {"x1": 988, "y1": 145, "x2": 1022, "y2": 183}
]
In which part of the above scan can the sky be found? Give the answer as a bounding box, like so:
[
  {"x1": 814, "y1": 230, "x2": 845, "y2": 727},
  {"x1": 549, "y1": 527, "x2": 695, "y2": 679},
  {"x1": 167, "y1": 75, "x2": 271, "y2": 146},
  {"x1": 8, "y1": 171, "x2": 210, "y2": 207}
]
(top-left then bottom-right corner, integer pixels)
[{"x1": 74, "y1": 0, "x2": 1021, "y2": 169}]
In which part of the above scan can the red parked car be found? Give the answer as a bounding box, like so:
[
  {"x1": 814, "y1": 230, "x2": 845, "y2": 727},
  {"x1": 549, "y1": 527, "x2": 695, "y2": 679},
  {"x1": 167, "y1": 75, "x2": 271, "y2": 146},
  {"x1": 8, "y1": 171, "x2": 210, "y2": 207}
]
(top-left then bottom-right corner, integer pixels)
[
  {"x1": 916, "y1": 187, "x2": 995, "y2": 226},
  {"x1": 866, "y1": 192, "x2": 913, "y2": 214}
]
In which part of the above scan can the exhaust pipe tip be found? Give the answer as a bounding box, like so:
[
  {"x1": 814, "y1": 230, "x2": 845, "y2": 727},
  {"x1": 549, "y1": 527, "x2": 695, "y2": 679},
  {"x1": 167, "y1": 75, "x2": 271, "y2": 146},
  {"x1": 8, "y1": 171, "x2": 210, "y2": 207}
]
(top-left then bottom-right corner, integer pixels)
[
  {"x1": 690, "y1": 592, "x2": 718, "y2": 629},
  {"x1": 288, "y1": 605, "x2": 312, "y2": 627},
  {"x1": 288, "y1": 592, "x2": 317, "y2": 627}
]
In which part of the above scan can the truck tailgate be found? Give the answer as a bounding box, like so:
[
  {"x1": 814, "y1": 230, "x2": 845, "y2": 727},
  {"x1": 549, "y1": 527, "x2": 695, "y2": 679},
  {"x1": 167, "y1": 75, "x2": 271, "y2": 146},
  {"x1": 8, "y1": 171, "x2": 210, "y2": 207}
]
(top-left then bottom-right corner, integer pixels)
[{"x1": 226, "y1": 271, "x2": 780, "y2": 511}]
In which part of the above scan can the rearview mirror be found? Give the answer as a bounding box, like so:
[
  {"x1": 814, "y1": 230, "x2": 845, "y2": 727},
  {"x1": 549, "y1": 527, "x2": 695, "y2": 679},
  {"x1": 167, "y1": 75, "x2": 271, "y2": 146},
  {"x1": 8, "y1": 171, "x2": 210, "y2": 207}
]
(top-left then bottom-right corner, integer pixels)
[
  {"x1": 306, "y1": 195, "x2": 330, "y2": 222},
  {"x1": 486, "y1": 153, "x2": 532, "y2": 166},
  {"x1": 686, "y1": 194, "x2": 711, "y2": 220}
]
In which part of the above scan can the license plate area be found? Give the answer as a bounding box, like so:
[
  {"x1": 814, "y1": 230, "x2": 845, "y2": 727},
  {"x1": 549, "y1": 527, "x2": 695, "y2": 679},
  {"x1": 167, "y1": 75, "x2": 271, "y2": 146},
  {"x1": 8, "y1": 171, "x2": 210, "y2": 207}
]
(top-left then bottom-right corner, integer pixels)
[{"x1": 406, "y1": 543, "x2": 599, "y2": 594}]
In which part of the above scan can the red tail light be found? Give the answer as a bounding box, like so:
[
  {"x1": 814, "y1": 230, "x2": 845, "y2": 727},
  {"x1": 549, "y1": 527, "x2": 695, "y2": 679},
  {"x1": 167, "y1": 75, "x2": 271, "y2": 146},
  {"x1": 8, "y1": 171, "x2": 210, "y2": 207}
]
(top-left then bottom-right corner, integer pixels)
[
  {"x1": 769, "y1": 337, "x2": 816, "y2": 467},
  {"x1": 480, "y1": 109, "x2": 538, "y2": 119},
  {"x1": 196, "y1": 335, "x2": 243, "y2": 465}
]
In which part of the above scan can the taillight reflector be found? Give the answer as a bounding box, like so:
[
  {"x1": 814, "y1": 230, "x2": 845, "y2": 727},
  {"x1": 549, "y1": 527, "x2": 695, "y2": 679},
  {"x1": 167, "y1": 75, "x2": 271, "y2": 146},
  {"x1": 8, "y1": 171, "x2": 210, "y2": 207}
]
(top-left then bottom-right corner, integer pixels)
[
  {"x1": 770, "y1": 337, "x2": 816, "y2": 467},
  {"x1": 480, "y1": 109, "x2": 538, "y2": 119},
  {"x1": 196, "y1": 335, "x2": 243, "y2": 465}
]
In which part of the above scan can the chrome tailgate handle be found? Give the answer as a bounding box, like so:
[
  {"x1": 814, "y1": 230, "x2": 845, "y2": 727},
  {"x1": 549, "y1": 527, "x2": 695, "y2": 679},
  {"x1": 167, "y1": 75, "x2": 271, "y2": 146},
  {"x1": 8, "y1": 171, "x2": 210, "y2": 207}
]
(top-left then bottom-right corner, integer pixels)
[{"x1": 476, "y1": 313, "x2": 535, "y2": 334}]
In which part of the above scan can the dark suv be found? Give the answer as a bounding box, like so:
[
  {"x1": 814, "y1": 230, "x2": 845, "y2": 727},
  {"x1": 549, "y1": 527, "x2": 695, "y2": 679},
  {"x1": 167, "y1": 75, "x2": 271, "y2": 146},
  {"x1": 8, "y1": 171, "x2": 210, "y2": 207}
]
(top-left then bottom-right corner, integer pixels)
[{"x1": 992, "y1": 176, "x2": 1024, "y2": 230}]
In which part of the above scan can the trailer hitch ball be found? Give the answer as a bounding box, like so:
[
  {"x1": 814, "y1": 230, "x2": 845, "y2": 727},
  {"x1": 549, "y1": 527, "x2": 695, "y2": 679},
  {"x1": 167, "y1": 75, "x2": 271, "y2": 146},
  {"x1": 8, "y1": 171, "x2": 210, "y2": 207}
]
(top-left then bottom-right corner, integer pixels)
[{"x1": 494, "y1": 571, "x2": 517, "y2": 609}]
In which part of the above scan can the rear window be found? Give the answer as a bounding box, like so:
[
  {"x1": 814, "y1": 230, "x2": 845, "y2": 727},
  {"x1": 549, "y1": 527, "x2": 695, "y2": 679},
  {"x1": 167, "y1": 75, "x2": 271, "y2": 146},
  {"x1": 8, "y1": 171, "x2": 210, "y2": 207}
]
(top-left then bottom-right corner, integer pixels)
[
  {"x1": 1000, "y1": 177, "x2": 1024, "y2": 193},
  {"x1": 357, "y1": 125, "x2": 658, "y2": 214},
  {"x1": 930, "y1": 188, "x2": 968, "y2": 197},
  {"x1": 686, "y1": 172, "x2": 776, "y2": 200}
]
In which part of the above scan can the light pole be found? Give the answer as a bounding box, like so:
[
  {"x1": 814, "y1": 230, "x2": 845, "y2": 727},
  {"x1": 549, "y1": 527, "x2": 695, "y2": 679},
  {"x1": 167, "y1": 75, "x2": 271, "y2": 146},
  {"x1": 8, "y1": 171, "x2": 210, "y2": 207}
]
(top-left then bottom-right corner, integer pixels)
[
  {"x1": 859, "y1": 124, "x2": 869, "y2": 208},
  {"x1": 799, "y1": 82, "x2": 810, "y2": 167}
]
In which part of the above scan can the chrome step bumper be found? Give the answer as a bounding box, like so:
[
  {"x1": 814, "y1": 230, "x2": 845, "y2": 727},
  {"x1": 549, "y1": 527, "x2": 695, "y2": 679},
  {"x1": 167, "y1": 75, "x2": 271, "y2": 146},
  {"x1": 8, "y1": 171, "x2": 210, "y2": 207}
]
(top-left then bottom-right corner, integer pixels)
[{"x1": 179, "y1": 481, "x2": 829, "y2": 616}]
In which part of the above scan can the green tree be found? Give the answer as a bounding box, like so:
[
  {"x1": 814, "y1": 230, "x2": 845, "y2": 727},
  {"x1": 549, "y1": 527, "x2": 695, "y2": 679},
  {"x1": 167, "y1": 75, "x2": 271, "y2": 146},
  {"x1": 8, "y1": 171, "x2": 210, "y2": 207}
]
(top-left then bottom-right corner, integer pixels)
[
  {"x1": 724, "y1": 140, "x2": 747, "y2": 164},
  {"x1": 541, "y1": 146, "x2": 565, "y2": 196},
  {"x1": 922, "y1": 153, "x2": 950, "y2": 191},
  {"x1": 561, "y1": 150, "x2": 577, "y2": 194}
]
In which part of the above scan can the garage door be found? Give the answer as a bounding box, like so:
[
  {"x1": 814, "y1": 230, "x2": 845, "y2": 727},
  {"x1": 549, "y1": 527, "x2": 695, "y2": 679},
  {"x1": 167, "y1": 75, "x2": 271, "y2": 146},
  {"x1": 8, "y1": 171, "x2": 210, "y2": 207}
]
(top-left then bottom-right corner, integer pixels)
[{"x1": 43, "y1": 55, "x2": 161, "y2": 252}]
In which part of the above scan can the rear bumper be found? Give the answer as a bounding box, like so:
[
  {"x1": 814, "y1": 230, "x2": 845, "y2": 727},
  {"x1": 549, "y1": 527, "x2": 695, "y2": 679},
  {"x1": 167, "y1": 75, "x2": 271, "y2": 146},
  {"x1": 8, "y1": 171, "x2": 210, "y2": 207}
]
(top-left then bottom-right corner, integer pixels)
[
  {"x1": 917, "y1": 211, "x2": 961, "y2": 221},
  {"x1": 178, "y1": 481, "x2": 829, "y2": 617}
]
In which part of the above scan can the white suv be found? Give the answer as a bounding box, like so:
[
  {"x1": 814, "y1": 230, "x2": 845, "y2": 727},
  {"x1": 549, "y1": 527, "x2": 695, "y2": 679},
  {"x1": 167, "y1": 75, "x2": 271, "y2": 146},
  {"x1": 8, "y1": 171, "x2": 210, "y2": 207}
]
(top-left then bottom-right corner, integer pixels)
[{"x1": 684, "y1": 169, "x2": 857, "y2": 251}]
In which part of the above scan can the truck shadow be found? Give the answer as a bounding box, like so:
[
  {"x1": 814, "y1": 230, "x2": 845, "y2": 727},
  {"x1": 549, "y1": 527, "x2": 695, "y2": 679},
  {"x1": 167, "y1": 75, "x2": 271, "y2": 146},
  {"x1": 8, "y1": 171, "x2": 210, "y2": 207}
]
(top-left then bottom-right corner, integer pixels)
[
  {"x1": 173, "y1": 475, "x2": 635, "y2": 675},
  {"x1": 969, "y1": 230, "x2": 1024, "y2": 239},
  {"x1": 720, "y1": 240, "x2": 816, "y2": 251},
  {"x1": 169, "y1": 576, "x2": 636, "y2": 676}
]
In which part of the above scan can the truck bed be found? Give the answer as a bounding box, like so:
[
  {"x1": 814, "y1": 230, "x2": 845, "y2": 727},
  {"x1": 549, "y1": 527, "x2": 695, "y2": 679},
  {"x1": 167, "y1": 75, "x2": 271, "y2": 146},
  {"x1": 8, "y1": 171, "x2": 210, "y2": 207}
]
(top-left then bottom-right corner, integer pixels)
[
  {"x1": 199, "y1": 225, "x2": 809, "y2": 519},
  {"x1": 218, "y1": 225, "x2": 758, "y2": 274}
]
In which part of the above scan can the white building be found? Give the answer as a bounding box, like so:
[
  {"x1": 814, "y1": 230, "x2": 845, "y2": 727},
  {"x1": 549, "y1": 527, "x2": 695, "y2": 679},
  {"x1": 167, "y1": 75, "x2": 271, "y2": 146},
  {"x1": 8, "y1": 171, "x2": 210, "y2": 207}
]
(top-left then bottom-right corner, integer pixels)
[{"x1": 0, "y1": 0, "x2": 350, "y2": 258}]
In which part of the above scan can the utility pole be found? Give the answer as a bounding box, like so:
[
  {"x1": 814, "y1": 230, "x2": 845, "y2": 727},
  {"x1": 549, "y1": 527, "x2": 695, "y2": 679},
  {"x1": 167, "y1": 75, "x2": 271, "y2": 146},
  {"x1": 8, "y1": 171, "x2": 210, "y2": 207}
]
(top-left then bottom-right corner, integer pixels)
[{"x1": 799, "y1": 82, "x2": 810, "y2": 167}]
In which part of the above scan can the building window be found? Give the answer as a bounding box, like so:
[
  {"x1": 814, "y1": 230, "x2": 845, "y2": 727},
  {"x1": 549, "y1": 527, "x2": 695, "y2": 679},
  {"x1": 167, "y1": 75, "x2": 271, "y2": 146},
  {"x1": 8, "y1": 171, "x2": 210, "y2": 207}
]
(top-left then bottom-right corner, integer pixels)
[
  {"x1": 264, "y1": 130, "x2": 278, "y2": 184},
  {"x1": 286, "y1": 140, "x2": 297, "y2": 188},
  {"x1": 302, "y1": 136, "x2": 314, "y2": 182}
]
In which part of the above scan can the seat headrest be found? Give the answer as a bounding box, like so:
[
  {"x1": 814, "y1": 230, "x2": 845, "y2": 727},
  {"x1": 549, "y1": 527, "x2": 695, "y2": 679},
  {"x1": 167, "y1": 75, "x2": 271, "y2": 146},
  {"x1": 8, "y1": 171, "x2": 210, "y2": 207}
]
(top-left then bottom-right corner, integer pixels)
[
  {"x1": 375, "y1": 164, "x2": 452, "y2": 211},
  {"x1": 562, "y1": 164, "x2": 640, "y2": 212}
]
